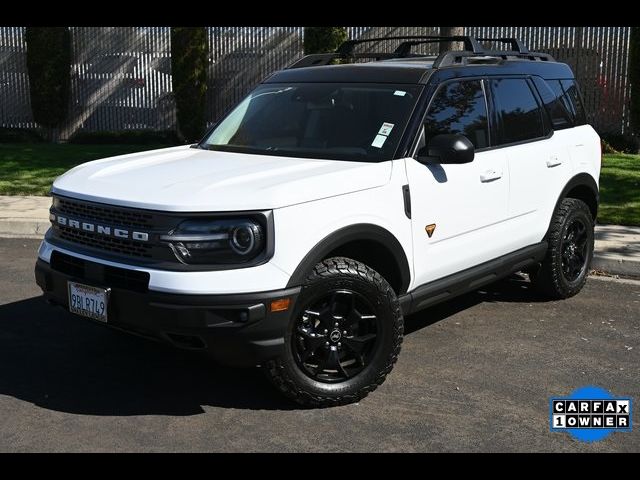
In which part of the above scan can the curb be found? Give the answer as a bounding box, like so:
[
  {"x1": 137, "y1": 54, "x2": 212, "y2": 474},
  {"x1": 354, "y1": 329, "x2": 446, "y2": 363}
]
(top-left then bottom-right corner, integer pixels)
[
  {"x1": 0, "y1": 219, "x2": 50, "y2": 239},
  {"x1": 591, "y1": 253, "x2": 640, "y2": 278},
  {"x1": 0, "y1": 219, "x2": 638, "y2": 278}
]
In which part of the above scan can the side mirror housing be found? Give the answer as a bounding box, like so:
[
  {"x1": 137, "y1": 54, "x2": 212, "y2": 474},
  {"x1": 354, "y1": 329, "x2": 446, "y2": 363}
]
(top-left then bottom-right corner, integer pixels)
[{"x1": 416, "y1": 134, "x2": 475, "y2": 165}]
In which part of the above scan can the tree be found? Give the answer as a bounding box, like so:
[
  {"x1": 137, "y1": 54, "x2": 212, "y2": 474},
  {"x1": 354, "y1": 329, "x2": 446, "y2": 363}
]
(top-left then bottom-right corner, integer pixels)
[
  {"x1": 303, "y1": 27, "x2": 348, "y2": 55},
  {"x1": 171, "y1": 27, "x2": 208, "y2": 142},
  {"x1": 630, "y1": 27, "x2": 640, "y2": 136},
  {"x1": 25, "y1": 27, "x2": 71, "y2": 136},
  {"x1": 438, "y1": 27, "x2": 464, "y2": 54}
]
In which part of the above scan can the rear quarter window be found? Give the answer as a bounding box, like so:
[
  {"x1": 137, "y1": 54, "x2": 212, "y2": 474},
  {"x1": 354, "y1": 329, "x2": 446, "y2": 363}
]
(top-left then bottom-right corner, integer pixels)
[
  {"x1": 548, "y1": 79, "x2": 587, "y2": 126},
  {"x1": 531, "y1": 76, "x2": 573, "y2": 130}
]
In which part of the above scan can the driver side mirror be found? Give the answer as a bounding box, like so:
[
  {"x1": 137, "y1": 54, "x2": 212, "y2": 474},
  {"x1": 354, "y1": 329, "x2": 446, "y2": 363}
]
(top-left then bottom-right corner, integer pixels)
[{"x1": 416, "y1": 134, "x2": 475, "y2": 165}]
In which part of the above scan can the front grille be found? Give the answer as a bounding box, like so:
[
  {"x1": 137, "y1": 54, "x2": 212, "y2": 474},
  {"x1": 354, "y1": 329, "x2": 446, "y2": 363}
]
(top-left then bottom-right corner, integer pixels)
[
  {"x1": 56, "y1": 197, "x2": 153, "y2": 229},
  {"x1": 57, "y1": 225, "x2": 153, "y2": 258},
  {"x1": 48, "y1": 195, "x2": 272, "y2": 270},
  {"x1": 51, "y1": 251, "x2": 150, "y2": 292},
  {"x1": 50, "y1": 195, "x2": 178, "y2": 262}
]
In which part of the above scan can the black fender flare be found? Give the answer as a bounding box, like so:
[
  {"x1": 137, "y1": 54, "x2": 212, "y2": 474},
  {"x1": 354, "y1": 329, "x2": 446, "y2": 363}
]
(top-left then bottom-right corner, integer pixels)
[
  {"x1": 285, "y1": 223, "x2": 411, "y2": 294},
  {"x1": 545, "y1": 172, "x2": 599, "y2": 238}
]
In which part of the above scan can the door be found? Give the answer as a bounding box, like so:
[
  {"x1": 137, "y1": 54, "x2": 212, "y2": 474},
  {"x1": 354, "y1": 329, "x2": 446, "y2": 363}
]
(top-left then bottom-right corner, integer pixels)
[
  {"x1": 489, "y1": 77, "x2": 573, "y2": 251},
  {"x1": 406, "y1": 78, "x2": 510, "y2": 289}
]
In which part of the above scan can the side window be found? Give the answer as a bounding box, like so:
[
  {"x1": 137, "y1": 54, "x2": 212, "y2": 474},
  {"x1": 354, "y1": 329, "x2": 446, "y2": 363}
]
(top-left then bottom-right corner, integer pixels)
[
  {"x1": 491, "y1": 78, "x2": 545, "y2": 145},
  {"x1": 531, "y1": 76, "x2": 573, "y2": 130},
  {"x1": 548, "y1": 79, "x2": 587, "y2": 126},
  {"x1": 561, "y1": 79, "x2": 587, "y2": 125},
  {"x1": 422, "y1": 80, "x2": 489, "y2": 149}
]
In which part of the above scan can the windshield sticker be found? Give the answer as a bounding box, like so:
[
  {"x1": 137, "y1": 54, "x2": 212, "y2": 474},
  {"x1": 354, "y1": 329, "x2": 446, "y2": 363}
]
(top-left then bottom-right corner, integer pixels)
[
  {"x1": 394, "y1": 90, "x2": 407, "y2": 96},
  {"x1": 378, "y1": 122, "x2": 394, "y2": 136},
  {"x1": 371, "y1": 134, "x2": 388, "y2": 148}
]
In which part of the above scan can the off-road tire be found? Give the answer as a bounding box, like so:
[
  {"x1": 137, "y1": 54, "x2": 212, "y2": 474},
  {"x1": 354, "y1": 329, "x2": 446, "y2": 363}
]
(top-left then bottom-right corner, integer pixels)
[
  {"x1": 264, "y1": 257, "x2": 403, "y2": 408},
  {"x1": 530, "y1": 198, "x2": 594, "y2": 299}
]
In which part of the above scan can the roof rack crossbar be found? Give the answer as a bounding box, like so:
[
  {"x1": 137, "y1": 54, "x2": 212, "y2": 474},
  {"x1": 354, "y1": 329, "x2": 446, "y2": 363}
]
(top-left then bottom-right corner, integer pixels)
[
  {"x1": 392, "y1": 37, "x2": 485, "y2": 57},
  {"x1": 336, "y1": 35, "x2": 484, "y2": 57},
  {"x1": 286, "y1": 36, "x2": 555, "y2": 70},
  {"x1": 287, "y1": 35, "x2": 486, "y2": 69},
  {"x1": 477, "y1": 37, "x2": 530, "y2": 54}
]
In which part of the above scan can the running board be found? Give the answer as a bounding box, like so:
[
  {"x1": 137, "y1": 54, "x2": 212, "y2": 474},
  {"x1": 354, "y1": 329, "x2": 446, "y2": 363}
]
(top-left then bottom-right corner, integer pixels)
[{"x1": 398, "y1": 242, "x2": 547, "y2": 315}]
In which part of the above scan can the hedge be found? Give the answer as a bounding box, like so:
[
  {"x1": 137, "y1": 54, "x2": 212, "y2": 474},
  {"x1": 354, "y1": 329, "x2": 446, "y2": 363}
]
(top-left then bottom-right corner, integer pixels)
[
  {"x1": 0, "y1": 127, "x2": 45, "y2": 143},
  {"x1": 303, "y1": 27, "x2": 348, "y2": 55},
  {"x1": 170, "y1": 27, "x2": 208, "y2": 143},
  {"x1": 600, "y1": 132, "x2": 640, "y2": 154},
  {"x1": 24, "y1": 27, "x2": 72, "y2": 128},
  {"x1": 68, "y1": 130, "x2": 181, "y2": 145}
]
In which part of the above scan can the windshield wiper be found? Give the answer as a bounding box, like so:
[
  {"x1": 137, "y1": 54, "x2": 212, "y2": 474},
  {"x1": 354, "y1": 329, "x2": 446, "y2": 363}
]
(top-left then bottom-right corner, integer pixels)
[{"x1": 195, "y1": 143, "x2": 223, "y2": 151}]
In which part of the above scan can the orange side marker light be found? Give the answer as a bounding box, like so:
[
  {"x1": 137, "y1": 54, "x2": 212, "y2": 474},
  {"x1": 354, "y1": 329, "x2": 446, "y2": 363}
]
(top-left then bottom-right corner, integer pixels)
[{"x1": 270, "y1": 298, "x2": 291, "y2": 312}]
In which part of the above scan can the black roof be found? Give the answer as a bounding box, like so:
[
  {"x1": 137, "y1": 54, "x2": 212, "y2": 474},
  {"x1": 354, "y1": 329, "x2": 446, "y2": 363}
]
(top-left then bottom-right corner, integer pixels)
[
  {"x1": 265, "y1": 57, "x2": 575, "y2": 85},
  {"x1": 265, "y1": 62, "x2": 431, "y2": 85}
]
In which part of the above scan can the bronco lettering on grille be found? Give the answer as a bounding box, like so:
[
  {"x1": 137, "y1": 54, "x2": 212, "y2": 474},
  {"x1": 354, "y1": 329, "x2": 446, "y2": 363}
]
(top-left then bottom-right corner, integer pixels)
[{"x1": 53, "y1": 214, "x2": 149, "y2": 242}]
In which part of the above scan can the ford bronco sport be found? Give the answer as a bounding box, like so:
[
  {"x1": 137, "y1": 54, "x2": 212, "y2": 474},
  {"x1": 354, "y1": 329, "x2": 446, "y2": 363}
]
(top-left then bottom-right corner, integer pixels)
[{"x1": 35, "y1": 36, "x2": 601, "y2": 407}]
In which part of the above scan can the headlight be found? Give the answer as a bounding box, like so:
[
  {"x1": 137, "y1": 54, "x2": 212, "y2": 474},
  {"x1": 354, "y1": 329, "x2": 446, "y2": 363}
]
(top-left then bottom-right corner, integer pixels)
[{"x1": 161, "y1": 218, "x2": 265, "y2": 265}]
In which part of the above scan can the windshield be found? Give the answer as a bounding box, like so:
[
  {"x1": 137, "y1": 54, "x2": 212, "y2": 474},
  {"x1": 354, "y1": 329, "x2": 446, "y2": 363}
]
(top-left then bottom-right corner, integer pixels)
[{"x1": 201, "y1": 83, "x2": 423, "y2": 162}]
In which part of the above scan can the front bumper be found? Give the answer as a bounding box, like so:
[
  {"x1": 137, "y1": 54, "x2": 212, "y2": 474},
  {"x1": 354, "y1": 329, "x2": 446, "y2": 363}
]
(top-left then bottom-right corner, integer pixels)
[
  {"x1": 35, "y1": 258, "x2": 300, "y2": 367},
  {"x1": 37, "y1": 236, "x2": 292, "y2": 295}
]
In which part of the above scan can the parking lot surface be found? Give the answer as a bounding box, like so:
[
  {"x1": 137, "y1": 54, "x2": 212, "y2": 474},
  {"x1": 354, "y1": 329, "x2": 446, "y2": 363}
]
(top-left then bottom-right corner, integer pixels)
[{"x1": 0, "y1": 238, "x2": 638, "y2": 452}]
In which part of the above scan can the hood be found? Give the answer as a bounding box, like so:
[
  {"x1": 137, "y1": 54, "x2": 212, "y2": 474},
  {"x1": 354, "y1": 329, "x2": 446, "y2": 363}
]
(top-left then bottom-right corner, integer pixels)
[{"x1": 51, "y1": 145, "x2": 392, "y2": 211}]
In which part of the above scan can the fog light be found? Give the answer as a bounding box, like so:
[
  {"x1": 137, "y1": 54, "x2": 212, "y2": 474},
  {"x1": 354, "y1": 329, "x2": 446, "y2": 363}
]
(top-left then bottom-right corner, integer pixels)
[{"x1": 270, "y1": 298, "x2": 291, "y2": 312}]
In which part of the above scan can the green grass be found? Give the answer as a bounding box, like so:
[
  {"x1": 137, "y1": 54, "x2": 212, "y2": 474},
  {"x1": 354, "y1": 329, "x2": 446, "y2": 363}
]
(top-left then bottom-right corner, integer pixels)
[
  {"x1": 599, "y1": 154, "x2": 640, "y2": 226},
  {"x1": 0, "y1": 143, "x2": 169, "y2": 196},
  {"x1": 0, "y1": 144, "x2": 638, "y2": 226}
]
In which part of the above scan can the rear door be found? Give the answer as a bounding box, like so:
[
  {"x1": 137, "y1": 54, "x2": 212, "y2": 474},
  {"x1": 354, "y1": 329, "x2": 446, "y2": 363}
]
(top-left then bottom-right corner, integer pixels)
[
  {"x1": 488, "y1": 77, "x2": 572, "y2": 251},
  {"x1": 406, "y1": 78, "x2": 510, "y2": 288},
  {"x1": 546, "y1": 78, "x2": 600, "y2": 179}
]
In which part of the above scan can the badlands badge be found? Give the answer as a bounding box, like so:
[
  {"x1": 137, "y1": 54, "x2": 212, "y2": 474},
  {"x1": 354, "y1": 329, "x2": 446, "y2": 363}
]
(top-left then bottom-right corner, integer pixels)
[{"x1": 550, "y1": 386, "x2": 632, "y2": 442}]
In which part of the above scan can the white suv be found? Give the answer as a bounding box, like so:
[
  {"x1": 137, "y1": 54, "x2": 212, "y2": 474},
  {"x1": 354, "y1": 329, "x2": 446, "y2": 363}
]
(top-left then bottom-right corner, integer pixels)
[{"x1": 35, "y1": 36, "x2": 601, "y2": 407}]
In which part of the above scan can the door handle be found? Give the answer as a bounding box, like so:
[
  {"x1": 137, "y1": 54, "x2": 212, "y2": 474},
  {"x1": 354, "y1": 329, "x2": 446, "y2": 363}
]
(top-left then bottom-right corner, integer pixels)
[
  {"x1": 480, "y1": 169, "x2": 502, "y2": 182},
  {"x1": 546, "y1": 156, "x2": 562, "y2": 168}
]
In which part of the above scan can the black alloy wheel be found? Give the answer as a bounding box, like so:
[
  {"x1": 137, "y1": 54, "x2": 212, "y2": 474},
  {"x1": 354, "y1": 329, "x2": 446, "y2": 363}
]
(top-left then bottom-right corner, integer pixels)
[
  {"x1": 264, "y1": 257, "x2": 403, "y2": 407},
  {"x1": 530, "y1": 198, "x2": 594, "y2": 299},
  {"x1": 292, "y1": 289, "x2": 380, "y2": 383},
  {"x1": 561, "y1": 217, "x2": 589, "y2": 282}
]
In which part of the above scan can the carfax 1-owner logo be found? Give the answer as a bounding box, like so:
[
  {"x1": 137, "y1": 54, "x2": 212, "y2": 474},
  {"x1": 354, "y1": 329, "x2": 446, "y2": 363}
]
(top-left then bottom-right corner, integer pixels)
[{"x1": 550, "y1": 386, "x2": 632, "y2": 442}]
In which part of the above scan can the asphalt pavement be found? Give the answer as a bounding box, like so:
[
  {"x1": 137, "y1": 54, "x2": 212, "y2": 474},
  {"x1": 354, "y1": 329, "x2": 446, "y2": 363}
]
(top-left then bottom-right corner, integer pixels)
[{"x1": 0, "y1": 238, "x2": 638, "y2": 452}]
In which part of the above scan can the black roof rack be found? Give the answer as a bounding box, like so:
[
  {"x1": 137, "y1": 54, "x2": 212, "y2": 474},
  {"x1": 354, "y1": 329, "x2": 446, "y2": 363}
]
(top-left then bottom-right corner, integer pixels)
[
  {"x1": 391, "y1": 36, "x2": 485, "y2": 57},
  {"x1": 477, "y1": 37, "x2": 530, "y2": 54},
  {"x1": 287, "y1": 35, "x2": 484, "y2": 69},
  {"x1": 433, "y1": 50, "x2": 554, "y2": 68},
  {"x1": 337, "y1": 35, "x2": 484, "y2": 56},
  {"x1": 286, "y1": 35, "x2": 554, "y2": 70}
]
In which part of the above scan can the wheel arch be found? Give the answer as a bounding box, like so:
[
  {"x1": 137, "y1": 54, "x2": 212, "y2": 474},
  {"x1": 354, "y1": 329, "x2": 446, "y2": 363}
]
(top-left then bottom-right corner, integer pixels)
[
  {"x1": 285, "y1": 224, "x2": 411, "y2": 295},
  {"x1": 545, "y1": 173, "x2": 599, "y2": 239}
]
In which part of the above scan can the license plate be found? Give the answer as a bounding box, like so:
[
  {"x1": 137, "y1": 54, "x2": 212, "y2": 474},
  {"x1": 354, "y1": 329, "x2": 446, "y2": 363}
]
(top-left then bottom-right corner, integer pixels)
[{"x1": 68, "y1": 282, "x2": 109, "y2": 323}]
